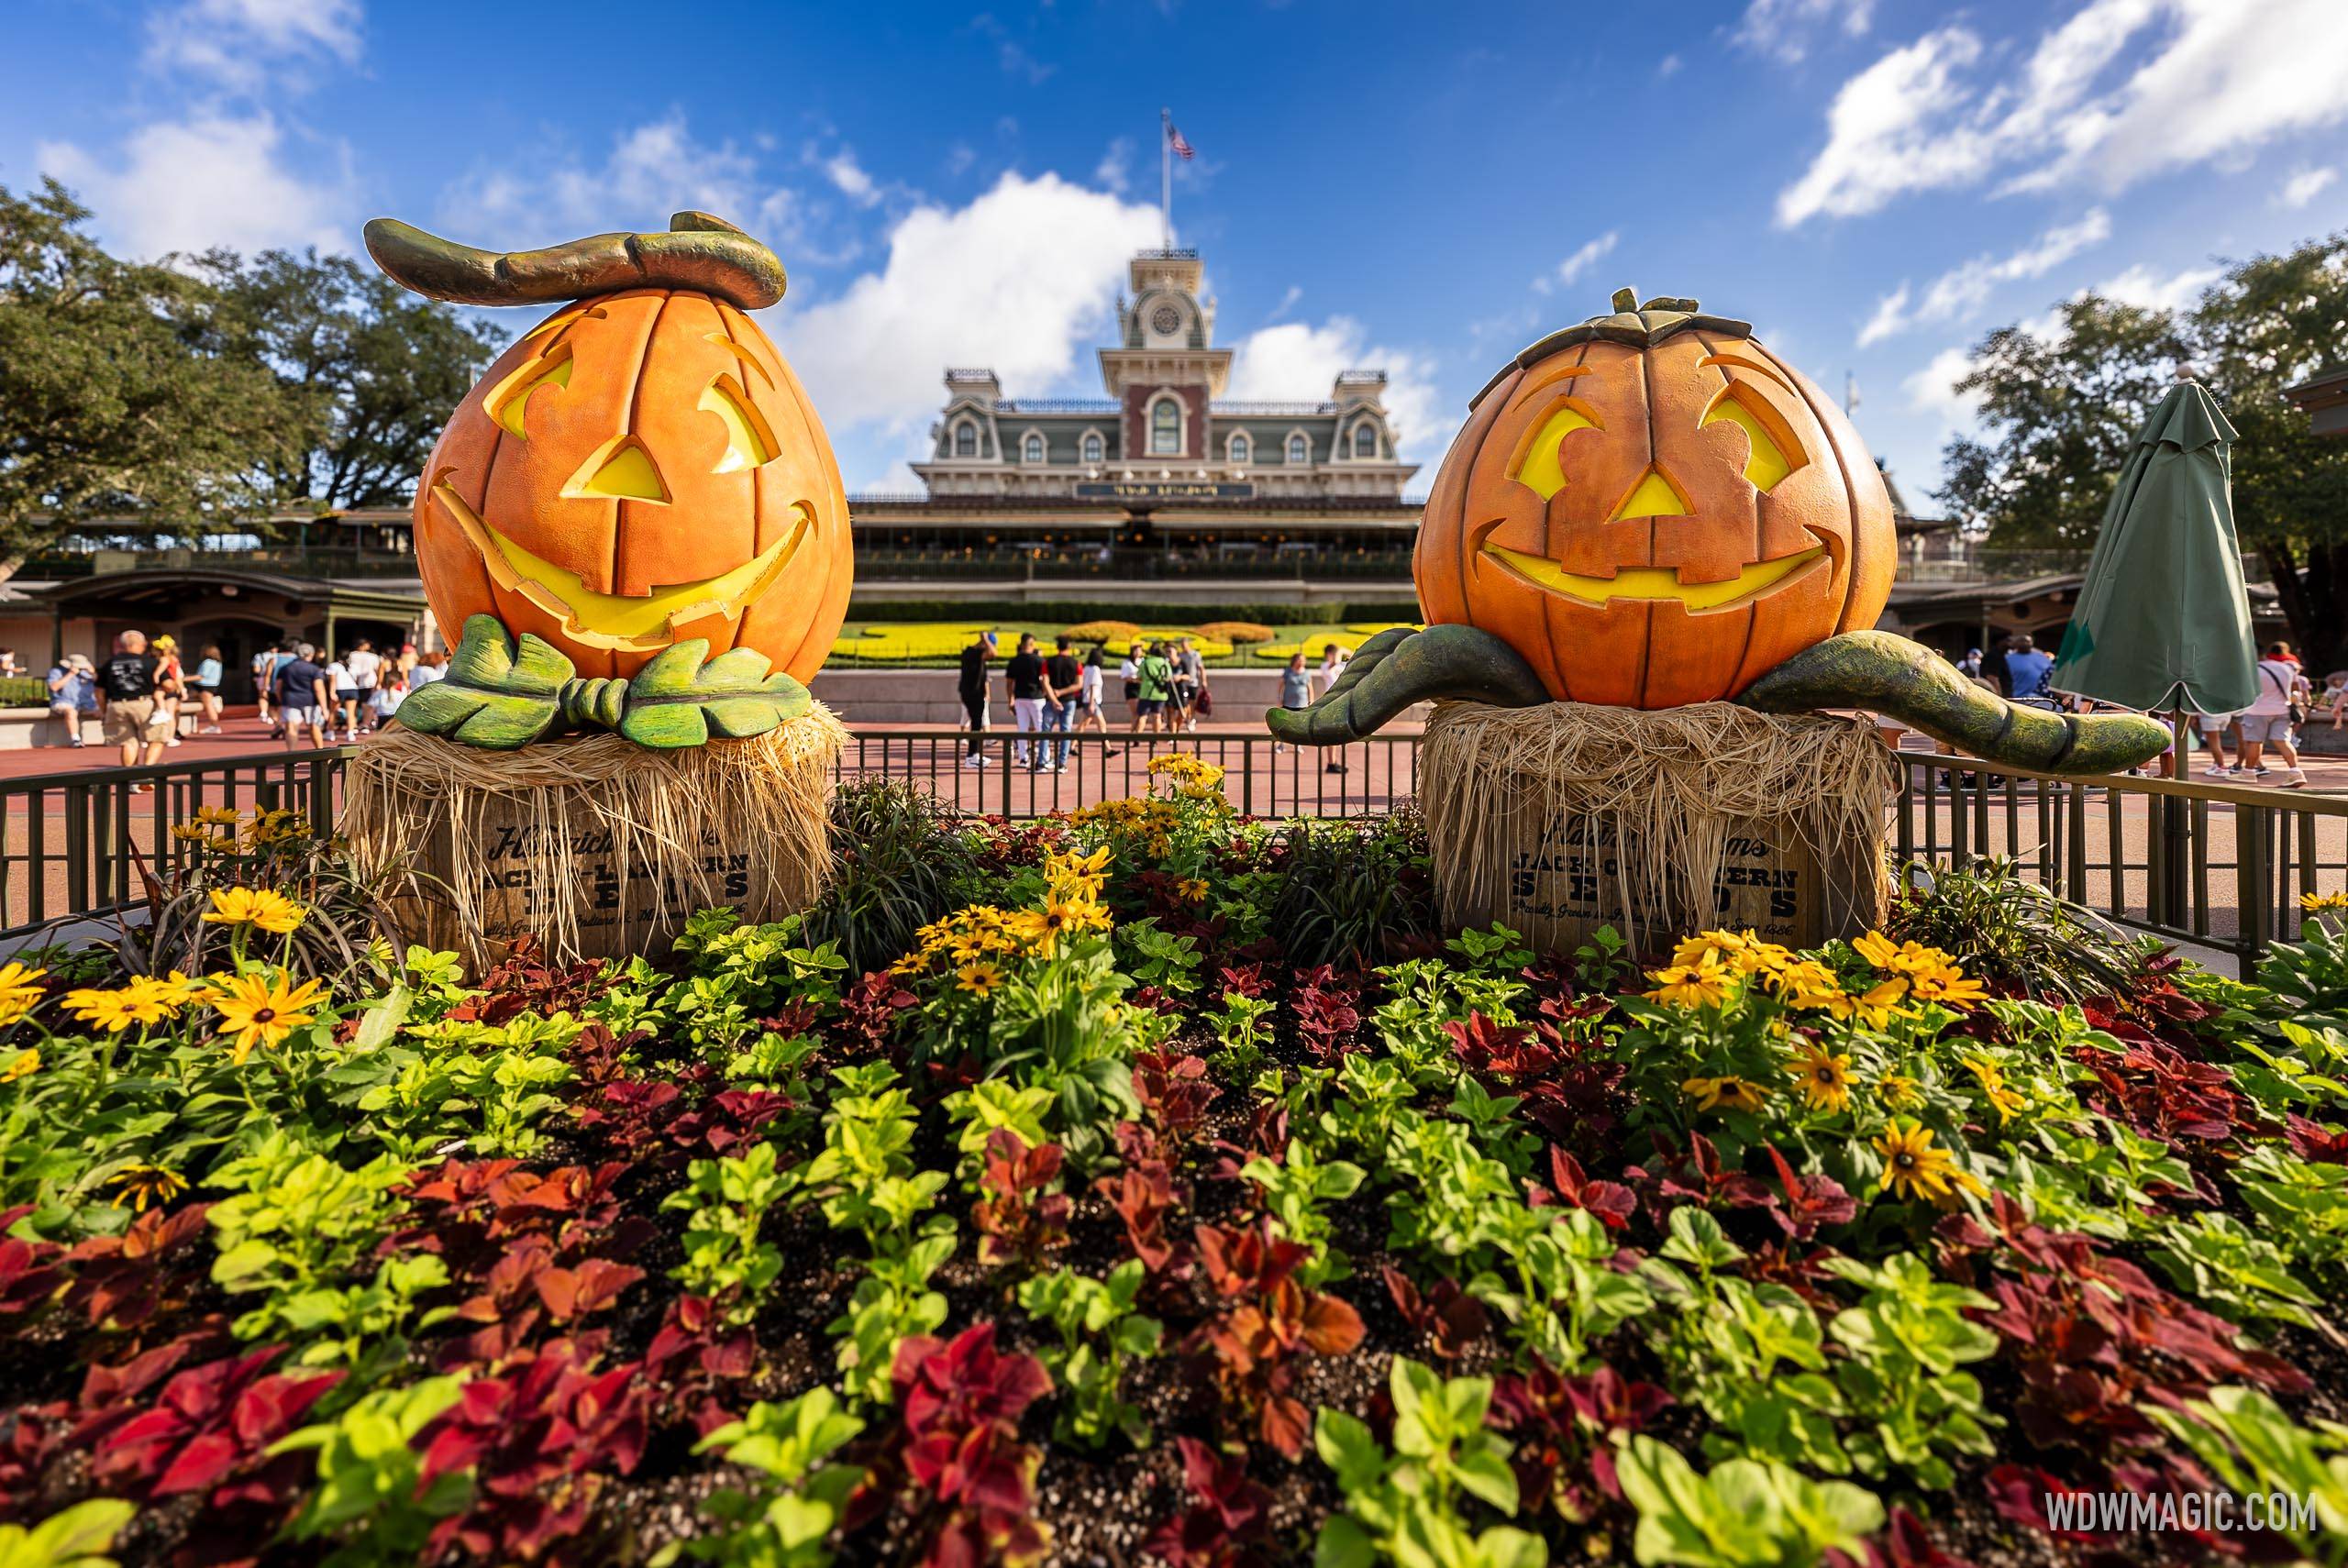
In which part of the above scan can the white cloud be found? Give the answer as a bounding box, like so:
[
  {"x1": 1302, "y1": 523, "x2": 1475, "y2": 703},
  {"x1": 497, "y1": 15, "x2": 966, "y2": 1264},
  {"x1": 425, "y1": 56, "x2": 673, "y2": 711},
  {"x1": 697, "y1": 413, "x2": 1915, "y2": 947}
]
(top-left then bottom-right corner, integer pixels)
[
  {"x1": 39, "y1": 113, "x2": 353, "y2": 259},
  {"x1": 438, "y1": 115, "x2": 810, "y2": 261},
  {"x1": 1733, "y1": 0, "x2": 1875, "y2": 63},
  {"x1": 2095, "y1": 261, "x2": 2220, "y2": 311},
  {"x1": 775, "y1": 171, "x2": 1159, "y2": 459},
  {"x1": 1778, "y1": 0, "x2": 2348, "y2": 226},
  {"x1": 825, "y1": 150, "x2": 880, "y2": 207},
  {"x1": 1551, "y1": 231, "x2": 1619, "y2": 292},
  {"x1": 1265, "y1": 284, "x2": 1302, "y2": 323},
  {"x1": 968, "y1": 12, "x2": 1055, "y2": 83},
  {"x1": 145, "y1": 0, "x2": 362, "y2": 90},
  {"x1": 1094, "y1": 138, "x2": 1134, "y2": 193},
  {"x1": 1656, "y1": 53, "x2": 1683, "y2": 77},
  {"x1": 2277, "y1": 165, "x2": 2337, "y2": 208},
  {"x1": 1903, "y1": 345, "x2": 1985, "y2": 425},
  {"x1": 1225, "y1": 318, "x2": 1447, "y2": 468},
  {"x1": 1856, "y1": 207, "x2": 2110, "y2": 345}
]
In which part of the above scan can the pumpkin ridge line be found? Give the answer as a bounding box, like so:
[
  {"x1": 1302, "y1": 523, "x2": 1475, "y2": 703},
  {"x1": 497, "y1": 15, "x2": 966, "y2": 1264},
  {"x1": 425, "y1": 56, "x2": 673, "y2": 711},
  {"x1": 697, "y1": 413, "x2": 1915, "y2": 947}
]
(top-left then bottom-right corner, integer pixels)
[
  {"x1": 1764, "y1": 339, "x2": 1866, "y2": 636},
  {"x1": 613, "y1": 292, "x2": 675, "y2": 607}
]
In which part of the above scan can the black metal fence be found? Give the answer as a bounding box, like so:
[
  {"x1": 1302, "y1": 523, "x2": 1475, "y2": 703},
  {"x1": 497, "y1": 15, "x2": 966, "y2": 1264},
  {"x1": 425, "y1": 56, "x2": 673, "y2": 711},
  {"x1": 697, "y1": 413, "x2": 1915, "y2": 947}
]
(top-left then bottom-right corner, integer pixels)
[
  {"x1": 6, "y1": 735, "x2": 2347, "y2": 972},
  {"x1": 1890, "y1": 750, "x2": 2348, "y2": 967},
  {"x1": 0, "y1": 748, "x2": 349, "y2": 935}
]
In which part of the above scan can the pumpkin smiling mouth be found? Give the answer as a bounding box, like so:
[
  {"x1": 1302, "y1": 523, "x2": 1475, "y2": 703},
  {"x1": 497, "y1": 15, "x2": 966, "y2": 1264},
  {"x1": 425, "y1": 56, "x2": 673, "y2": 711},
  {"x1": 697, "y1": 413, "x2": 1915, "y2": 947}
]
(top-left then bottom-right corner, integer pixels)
[
  {"x1": 431, "y1": 480, "x2": 809, "y2": 651},
  {"x1": 1479, "y1": 542, "x2": 1824, "y2": 612}
]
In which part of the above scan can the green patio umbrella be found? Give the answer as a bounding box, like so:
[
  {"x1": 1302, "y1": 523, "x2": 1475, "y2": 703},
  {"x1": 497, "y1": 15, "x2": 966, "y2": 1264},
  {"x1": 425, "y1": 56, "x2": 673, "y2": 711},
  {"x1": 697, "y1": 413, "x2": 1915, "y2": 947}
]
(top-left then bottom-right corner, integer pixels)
[{"x1": 2051, "y1": 379, "x2": 2255, "y2": 716}]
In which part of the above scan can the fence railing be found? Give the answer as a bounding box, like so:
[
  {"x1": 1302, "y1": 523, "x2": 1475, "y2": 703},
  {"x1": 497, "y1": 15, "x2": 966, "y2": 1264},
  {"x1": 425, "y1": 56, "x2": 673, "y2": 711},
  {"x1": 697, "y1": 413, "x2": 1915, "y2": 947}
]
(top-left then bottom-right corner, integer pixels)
[
  {"x1": 0, "y1": 748, "x2": 351, "y2": 936},
  {"x1": 1888, "y1": 748, "x2": 2347, "y2": 967},
  {"x1": 6, "y1": 734, "x2": 2345, "y2": 974}
]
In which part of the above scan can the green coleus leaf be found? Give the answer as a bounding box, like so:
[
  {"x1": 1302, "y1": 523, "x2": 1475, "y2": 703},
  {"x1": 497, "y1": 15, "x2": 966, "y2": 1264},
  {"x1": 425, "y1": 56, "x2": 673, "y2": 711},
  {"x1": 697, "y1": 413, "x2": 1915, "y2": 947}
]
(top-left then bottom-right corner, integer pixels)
[
  {"x1": 618, "y1": 639, "x2": 813, "y2": 749},
  {"x1": 394, "y1": 614, "x2": 571, "y2": 751}
]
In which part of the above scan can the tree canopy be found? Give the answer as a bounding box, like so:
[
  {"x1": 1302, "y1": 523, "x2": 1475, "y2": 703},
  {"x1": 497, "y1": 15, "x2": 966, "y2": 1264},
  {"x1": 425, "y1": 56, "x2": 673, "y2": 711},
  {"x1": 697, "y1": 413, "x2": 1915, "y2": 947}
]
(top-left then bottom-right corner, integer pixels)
[
  {"x1": 0, "y1": 179, "x2": 503, "y2": 568},
  {"x1": 1935, "y1": 233, "x2": 2348, "y2": 663}
]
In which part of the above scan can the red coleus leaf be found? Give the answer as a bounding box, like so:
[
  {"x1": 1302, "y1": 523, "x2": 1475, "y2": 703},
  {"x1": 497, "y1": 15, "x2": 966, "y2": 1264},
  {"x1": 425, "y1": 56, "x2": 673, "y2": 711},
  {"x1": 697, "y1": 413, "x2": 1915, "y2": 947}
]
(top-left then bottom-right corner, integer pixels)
[
  {"x1": 534, "y1": 1256, "x2": 645, "y2": 1321},
  {"x1": 1381, "y1": 1264, "x2": 1490, "y2": 1360},
  {"x1": 1135, "y1": 1050, "x2": 1220, "y2": 1145},
  {"x1": 0, "y1": 1204, "x2": 65, "y2": 1316},
  {"x1": 1536, "y1": 1149, "x2": 1639, "y2": 1232},
  {"x1": 2286, "y1": 1113, "x2": 2348, "y2": 1163},
  {"x1": 1762, "y1": 1144, "x2": 1857, "y2": 1239},
  {"x1": 94, "y1": 1345, "x2": 340, "y2": 1501}
]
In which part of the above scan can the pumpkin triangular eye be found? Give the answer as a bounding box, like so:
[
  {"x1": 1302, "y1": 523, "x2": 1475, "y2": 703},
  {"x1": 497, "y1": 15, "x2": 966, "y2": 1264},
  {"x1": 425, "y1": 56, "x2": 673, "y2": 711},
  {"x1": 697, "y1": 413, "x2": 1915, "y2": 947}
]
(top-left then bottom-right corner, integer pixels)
[
  {"x1": 698, "y1": 374, "x2": 778, "y2": 473},
  {"x1": 489, "y1": 347, "x2": 574, "y2": 439},
  {"x1": 1700, "y1": 389, "x2": 1803, "y2": 492}
]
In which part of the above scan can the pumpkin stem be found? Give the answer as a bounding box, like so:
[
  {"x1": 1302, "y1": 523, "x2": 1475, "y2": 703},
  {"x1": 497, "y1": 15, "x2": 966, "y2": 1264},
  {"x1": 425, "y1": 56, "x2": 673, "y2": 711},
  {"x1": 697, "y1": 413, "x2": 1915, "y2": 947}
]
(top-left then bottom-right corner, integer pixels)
[
  {"x1": 1610, "y1": 287, "x2": 1639, "y2": 313},
  {"x1": 363, "y1": 213, "x2": 787, "y2": 311}
]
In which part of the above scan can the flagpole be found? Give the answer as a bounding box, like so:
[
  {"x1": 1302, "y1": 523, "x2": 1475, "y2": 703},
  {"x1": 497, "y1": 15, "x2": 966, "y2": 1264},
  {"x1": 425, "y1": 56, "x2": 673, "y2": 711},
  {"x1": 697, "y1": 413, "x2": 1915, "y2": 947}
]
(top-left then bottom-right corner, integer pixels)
[{"x1": 1159, "y1": 106, "x2": 1172, "y2": 248}]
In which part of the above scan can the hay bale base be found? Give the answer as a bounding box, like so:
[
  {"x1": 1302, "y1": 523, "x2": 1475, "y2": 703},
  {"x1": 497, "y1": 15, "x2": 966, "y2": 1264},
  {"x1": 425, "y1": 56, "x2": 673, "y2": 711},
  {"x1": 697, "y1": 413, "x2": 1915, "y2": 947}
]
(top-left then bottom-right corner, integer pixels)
[
  {"x1": 343, "y1": 707, "x2": 845, "y2": 969},
  {"x1": 1420, "y1": 701, "x2": 1899, "y2": 954}
]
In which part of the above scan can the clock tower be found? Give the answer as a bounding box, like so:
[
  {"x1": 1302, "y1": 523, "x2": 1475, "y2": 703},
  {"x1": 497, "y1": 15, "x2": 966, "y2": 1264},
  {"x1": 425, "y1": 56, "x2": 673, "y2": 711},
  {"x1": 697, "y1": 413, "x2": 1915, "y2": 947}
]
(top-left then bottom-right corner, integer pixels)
[{"x1": 1100, "y1": 249, "x2": 1231, "y2": 467}]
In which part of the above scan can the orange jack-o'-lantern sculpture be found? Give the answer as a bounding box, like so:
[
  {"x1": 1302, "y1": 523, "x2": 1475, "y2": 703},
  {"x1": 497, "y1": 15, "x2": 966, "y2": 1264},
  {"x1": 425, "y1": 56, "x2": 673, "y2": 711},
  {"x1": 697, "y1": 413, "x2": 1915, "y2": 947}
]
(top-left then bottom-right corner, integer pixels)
[
  {"x1": 1415, "y1": 290, "x2": 1892, "y2": 710},
  {"x1": 368, "y1": 213, "x2": 850, "y2": 685},
  {"x1": 1268, "y1": 292, "x2": 2166, "y2": 773}
]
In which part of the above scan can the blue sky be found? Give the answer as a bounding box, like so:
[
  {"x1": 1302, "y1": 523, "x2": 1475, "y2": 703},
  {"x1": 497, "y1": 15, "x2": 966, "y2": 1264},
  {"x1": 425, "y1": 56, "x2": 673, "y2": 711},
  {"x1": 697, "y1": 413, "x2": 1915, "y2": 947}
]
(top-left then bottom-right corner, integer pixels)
[{"x1": 6, "y1": 0, "x2": 2347, "y2": 503}]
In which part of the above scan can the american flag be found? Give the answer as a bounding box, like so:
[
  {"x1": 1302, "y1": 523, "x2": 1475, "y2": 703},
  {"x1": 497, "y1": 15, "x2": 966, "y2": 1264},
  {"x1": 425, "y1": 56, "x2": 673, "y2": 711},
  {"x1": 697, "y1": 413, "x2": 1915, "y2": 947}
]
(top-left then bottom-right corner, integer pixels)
[{"x1": 1168, "y1": 123, "x2": 1195, "y2": 160}]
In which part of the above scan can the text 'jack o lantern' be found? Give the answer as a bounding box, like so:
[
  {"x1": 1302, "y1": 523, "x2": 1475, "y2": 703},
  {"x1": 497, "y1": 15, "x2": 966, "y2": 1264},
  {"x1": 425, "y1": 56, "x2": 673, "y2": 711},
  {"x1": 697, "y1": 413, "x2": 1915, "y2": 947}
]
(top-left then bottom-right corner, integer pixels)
[
  {"x1": 1415, "y1": 291, "x2": 1893, "y2": 710},
  {"x1": 370, "y1": 215, "x2": 851, "y2": 683}
]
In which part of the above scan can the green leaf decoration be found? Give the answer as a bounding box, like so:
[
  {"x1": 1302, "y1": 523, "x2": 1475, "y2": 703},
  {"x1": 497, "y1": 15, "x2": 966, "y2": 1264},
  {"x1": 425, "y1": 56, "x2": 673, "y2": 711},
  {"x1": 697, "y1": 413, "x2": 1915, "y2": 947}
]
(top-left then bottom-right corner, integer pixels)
[
  {"x1": 619, "y1": 639, "x2": 812, "y2": 749},
  {"x1": 393, "y1": 614, "x2": 572, "y2": 751}
]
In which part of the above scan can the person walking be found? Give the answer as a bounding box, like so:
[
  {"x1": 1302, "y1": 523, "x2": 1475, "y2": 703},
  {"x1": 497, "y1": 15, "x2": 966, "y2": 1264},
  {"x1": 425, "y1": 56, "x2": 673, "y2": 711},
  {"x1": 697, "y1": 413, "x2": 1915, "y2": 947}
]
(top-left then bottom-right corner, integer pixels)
[
  {"x1": 958, "y1": 631, "x2": 997, "y2": 768},
  {"x1": 97, "y1": 631, "x2": 171, "y2": 785},
  {"x1": 1042, "y1": 635, "x2": 1082, "y2": 772},
  {"x1": 1005, "y1": 633, "x2": 1047, "y2": 768},
  {"x1": 253, "y1": 645, "x2": 283, "y2": 731},
  {"x1": 46, "y1": 654, "x2": 96, "y2": 748},
  {"x1": 410, "y1": 649, "x2": 448, "y2": 687},
  {"x1": 274, "y1": 643, "x2": 331, "y2": 752},
  {"x1": 326, "y1": 650, "x2": 360, "y2": 743},
  {"x1": 2002, "y1": 635, "x2": 2056, "y2": 703},
  {"x1": 2193, "y1": 711, "x2": 2238, "y2": 778},
  {"x1": 370, "y1": 665, "x2": 409, "y2": 726},
  {"x1": 1275, "y1": 651, "x2": 1313, "y2": 752},
  {"x1": 191, "y1": 645, "x2": 224, "y2": 734},
  {"x1": 1131, "y1": 641, "x2": 1173, "y2": 736},
  {"x1": 1077, "y1": 646, "x2": 1110, "y2": 736},
  {"x1": 2238, "y1": 641, "x2": 2309, "y2": 788},
  {"x1": 1117, "y1": 646, "x2": 1141, "y2": 726},
  {"x1": 1317, "y1": 642, "x2": 1353, "y2": 773},
  {"x1": 346, "y1": 638, "x2": 382, "y2": 734},
  {"x1": 1176, "y1": 637, "x2": 1209, "y2": 732},
  {"x1": 150, "y1": 635, "x2": 186, "y2": 746},
  {"x1": 1165, "y1": 637, "x2": 1198, "y2": 732}
]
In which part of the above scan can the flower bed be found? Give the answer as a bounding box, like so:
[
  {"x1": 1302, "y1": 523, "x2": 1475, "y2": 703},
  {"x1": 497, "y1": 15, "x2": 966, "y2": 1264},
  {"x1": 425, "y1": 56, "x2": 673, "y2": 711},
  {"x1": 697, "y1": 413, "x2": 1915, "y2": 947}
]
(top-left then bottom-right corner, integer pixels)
[{"x1": 4, "y1": 768, "x2": 2348, "y2": 1566}]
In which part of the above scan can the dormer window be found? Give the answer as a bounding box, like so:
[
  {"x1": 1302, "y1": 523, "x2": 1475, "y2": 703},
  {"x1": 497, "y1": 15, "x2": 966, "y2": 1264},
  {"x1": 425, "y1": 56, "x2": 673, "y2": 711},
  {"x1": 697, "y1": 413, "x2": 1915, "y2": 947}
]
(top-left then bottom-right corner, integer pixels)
[
  {"x1": 1022, "y1": 431, "x2": 1046, "y2": 464},
  {"x1": 952, "y1": 420, "x2": 978, "y2": 458},
  {"x1": 1286, "y1": 433, "x2": 1308, "y2": 464},
  {"x1": 1228, "y1": 432, "x2": 1250, "y2": 464},
  {"x1": 1081, "y1": 431, "x2": 1103, "y2": 464},
  {"x1": 1150, "y1": 396, "x2": 1182, "y2": 456},
  {"x1": 1352, "y1": 423, "x2": 1378, "y2": 458}
]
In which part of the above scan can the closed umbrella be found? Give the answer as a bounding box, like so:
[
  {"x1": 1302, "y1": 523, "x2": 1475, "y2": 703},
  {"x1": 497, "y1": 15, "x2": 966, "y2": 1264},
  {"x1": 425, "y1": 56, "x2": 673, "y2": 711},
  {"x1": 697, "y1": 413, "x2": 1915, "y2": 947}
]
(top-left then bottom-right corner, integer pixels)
[{"x1": 2051, "y1": 379, "x2": 2255, "y2": 717}]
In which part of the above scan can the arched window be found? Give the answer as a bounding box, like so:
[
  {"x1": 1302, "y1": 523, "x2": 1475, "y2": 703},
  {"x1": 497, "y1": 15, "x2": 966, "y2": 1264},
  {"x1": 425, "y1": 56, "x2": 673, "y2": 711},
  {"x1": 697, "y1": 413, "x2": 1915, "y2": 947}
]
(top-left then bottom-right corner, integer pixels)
[
  {"x1": 952, "y1": 421, "x2": 978, "y2": 458},
  {"x1": 1353, "y1": 422, "x2": 1378, "y2": 458},
  {"x1": 1150, "y1": 397, "x2": 1181, "y2": 456},
  {"x1": 1022, "y1": 431, "x2": 1045, "y2": 464},
  {"x1": 1228, "y1": 433, "x2": 1250, "y2": 465},
  {"x1": 1286, "y1": 432, "x2": 1309, "y2": 465},
  {"x1": 1080, "y1": 431, "x2": 1103, "y2": 464}
]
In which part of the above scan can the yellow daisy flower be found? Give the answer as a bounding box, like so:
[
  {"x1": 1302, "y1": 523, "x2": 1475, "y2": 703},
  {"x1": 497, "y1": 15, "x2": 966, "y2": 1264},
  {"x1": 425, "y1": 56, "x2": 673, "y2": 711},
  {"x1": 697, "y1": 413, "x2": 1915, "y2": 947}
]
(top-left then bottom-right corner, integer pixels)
[
  {"x1": 108, "y1": 1165, "x2": 188, "y2": 1213},
  {"x1": 1, "y1": 1047, "x2": 37, "y2": 1084},
  {"x1": 1877, "y1": 1072, "x2": 1922, "y2": 1110},
  {"x1": 194, "y1": 806, "x2": 242, "y2": 827},
  {"x1": 2300, "y1": 891, "x2": 2348, "y2": 913},
  {"x1": 1961, "y1": 1055, "x2": 2029, "y2": 1122},
  {"x1": 60, "y1": 986, "x2": 169, "y2": 1034},
  {"x1": 1682, "y1": 1076, "x2": 1768, "y2": 1114},
  {"x1": 957, "y1": 961, "x2": 1007, "y2": 997},
  {"x1": 1852, "y1": 931, "x2": 1902, "y2": 968},
  {"x1": 202, "y1": 888, "x2": 307, "y2": 935},
  {"x1": 1833, "y1": 977, "x2": 1912, "y2": 1030},
  {"x1": 1176, "y1": 877, "x2": 1210, "y2": 904},
  {"x1": 206, "y1": 971, "x2": 327, "y2": 1064},
  {"x1": 1873, "y1": 1118, "x2": 1986, "y2": 1205},
  {"x1": 1645, "y1": 951, "x2": 1734, "y2": 1010},
  {"x1": 1788, "y1": 1041, "x2": 1854, "y2": 1114},
  {"x1": 0, "y1": 962, "x2": 47, "y2": 1026},
  {"x1": 1909, "y1": 967, "x2": 1989, "y2": 1009}
]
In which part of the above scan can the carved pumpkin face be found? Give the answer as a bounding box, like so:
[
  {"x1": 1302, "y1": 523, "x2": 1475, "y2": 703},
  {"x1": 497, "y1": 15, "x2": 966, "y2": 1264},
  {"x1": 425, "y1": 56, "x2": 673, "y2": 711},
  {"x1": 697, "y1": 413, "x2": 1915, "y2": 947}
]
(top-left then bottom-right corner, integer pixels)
[
  {"x1": 1414, "y1": 297, "x2": 1893, "y2": 709},
  {"x1": 412, "y1": 288, "x2": 851, "y2": 680}
]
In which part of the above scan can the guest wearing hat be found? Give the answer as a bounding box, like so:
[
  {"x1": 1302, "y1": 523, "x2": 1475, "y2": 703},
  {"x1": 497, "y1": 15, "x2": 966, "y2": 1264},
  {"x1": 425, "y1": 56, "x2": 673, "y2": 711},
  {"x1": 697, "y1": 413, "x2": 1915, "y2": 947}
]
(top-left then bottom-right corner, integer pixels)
[
  {"x1": 150, "y1": 635, "x2": 188, "y2": 746},
  {"x1": 46, "y1": 654, "x2": 98, "y2": 748}
]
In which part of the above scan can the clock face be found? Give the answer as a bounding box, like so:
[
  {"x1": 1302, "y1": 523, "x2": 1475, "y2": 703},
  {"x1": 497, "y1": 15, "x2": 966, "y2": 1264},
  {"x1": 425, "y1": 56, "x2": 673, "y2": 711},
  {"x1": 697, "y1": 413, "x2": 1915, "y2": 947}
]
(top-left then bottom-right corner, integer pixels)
[{"x1": 1149, "y1": 304, "x2": 1183, "y2": 337}]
